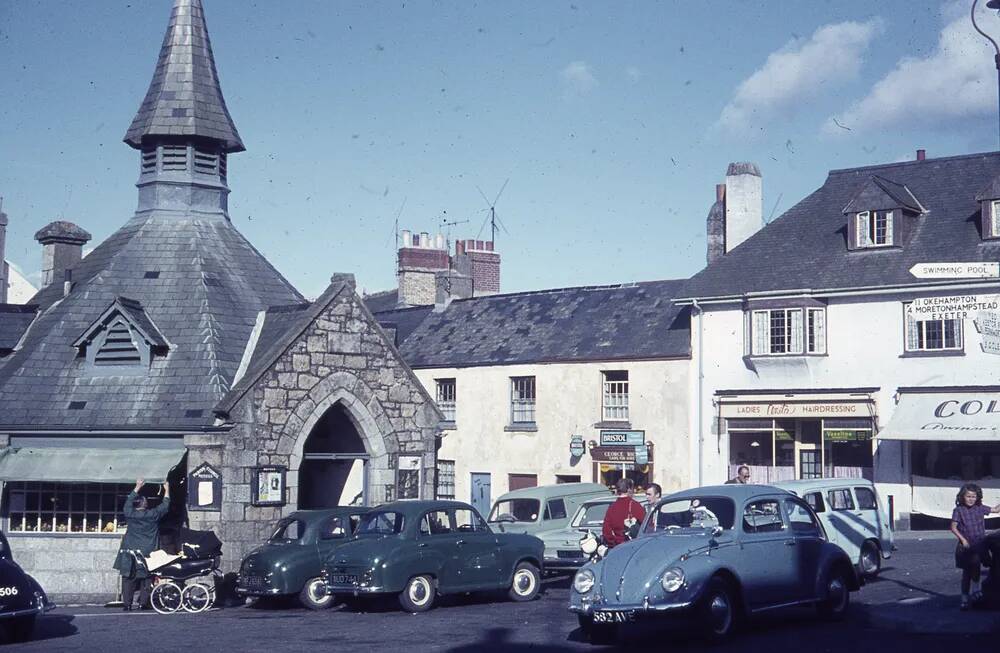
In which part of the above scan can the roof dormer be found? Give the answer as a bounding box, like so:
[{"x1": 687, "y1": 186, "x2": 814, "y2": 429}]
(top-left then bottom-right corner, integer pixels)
[
  {"x1": 975, "y1": 174, "x2": 1000, "y2": 240},
  {"x1": 842, "y1": 175, "x2": 926, "y2": 251},
  {"x1": 72, "y1": 297, "x2": 168, "y2": 373}
]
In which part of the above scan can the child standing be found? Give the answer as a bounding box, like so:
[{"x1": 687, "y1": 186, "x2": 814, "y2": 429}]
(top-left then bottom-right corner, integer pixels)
[{"x1": 951, "y1": 482, "x2": 1000, "y2": 610}]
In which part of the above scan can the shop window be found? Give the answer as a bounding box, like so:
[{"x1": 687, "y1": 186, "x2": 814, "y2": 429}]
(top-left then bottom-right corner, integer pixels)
[
  {"x1": 5, "y1": 482, "x2": 132, "y2": 534},
  {"x1": 436, "y1": 460, "x2": 456, "y2": 500},
  {"x1": 510, "y1": 376, "x2": 536, "y2": 425},
  {"x1": 749, "y1": 307, "x2": 826, "y2": 356},
  {"x1": 435, "y1": 378, "x2": 456, "y2": 423},
  {"x1": 904, "y1": 303, "x2": 962, "y2": 352},
  {"x1": 602, "y1": 370, "x2": 629, "y2": 421},
  {"x1": 910, "y1": 441, "x2": 1000, "y2": 479}
]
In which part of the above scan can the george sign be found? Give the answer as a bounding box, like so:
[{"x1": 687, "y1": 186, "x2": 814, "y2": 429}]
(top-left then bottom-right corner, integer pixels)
[
  {"x1": 720, "y1": 402, "x2": 870, "y2": 419},
  {"x1": 907, "y1": 294, "x2": 1000, "y2": 322},
  {"x1": 252, "y1": 466, "x2": 286, "y2": 506},
  {"x1": 569, "y1": 434, "x2": 586, "y2": 457},
  {"x1": 599, "y1": 430, "x2": 645, "y2": 446},
  {"x1": 909, "y1": 262, "x2": 999, "y2": 279},
  {"x1": 590, "y1": 445, "x2": 654, "y2": 463},
  {"x1": 187, "y1": 462, "x2": 222, "y2": 512}
]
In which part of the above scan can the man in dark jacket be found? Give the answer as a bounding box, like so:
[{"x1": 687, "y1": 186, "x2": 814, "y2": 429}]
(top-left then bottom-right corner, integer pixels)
[
  {"x1": 113, "y1": 478, "x2": 171, "y2": 611},
  {"x1": 602, "y1": 478, "x2": 646, "y2": 548}
]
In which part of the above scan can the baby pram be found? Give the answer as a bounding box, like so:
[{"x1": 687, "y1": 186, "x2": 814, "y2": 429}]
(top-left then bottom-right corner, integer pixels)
[{"x1": 147, "y1": 528, "x2": 223, "y2": 614}]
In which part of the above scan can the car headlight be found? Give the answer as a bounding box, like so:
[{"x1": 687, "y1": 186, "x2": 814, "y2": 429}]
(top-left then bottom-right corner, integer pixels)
[
  {"x1": 573, "y1": 568, "x2": 595, "y2": 594},
  {"x1": 660, "y1": 567, "x2": 685, "y2": 593}
]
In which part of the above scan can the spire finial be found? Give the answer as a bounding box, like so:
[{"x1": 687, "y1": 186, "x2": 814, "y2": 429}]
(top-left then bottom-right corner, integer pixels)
[{"x1": 124, "y1": 0, "x2": 244, "y2": 152}]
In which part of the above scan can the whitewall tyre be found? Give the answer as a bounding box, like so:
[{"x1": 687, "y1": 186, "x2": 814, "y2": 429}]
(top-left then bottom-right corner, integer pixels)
[
  {"x1": 399, "y1": 575, "x2": 436, "y2": 613},
  {"x1": 299, "y1": 577, "x2": 334, "y2": 610},
  {"x1": 508, "y1": 562, "x2": 541, "y2": 602}
]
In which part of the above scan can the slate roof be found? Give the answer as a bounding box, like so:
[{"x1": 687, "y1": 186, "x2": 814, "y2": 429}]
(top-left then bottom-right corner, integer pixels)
[
  {"x1": 841, "y1": 175, "x2": 925, "y2": 215},
  {"x1": 0, "y1": 214, "x2": 302, "y2": 429},
  {"x1": 124, "y1": 0, "x2": 244, "y2": 152},
  {"x1": 363, "y1": 289, "x2": 400, "y2": 313},
  {"x1": 395, "y1": 280, "x2": 691, "y2": 368},
  {"x1": 0, "y1": 304, "x2": 38, "y2": 353},
  {"x1": 72, "y1": 297, "x2": 169, "y2": 350},
  {"x1": 683, "y1": 151, "x2": 1000, "y2": 299},
  {"x1": 372, "y1": 306, "x2": 434, "y2": 344}
]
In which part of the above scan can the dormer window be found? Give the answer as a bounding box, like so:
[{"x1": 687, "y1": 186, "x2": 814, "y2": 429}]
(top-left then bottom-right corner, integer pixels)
[
  {"x1": 72, "y1": 297, "x2": 169, "y2": 375},
  {"x1": 855, "y1": 210, "x2": 893, "y2": 248}
]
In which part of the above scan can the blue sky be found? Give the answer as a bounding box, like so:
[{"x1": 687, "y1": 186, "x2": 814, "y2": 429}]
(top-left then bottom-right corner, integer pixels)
[{"x1": 2, "y1": 0, "x2": 1000, "y2": 299}]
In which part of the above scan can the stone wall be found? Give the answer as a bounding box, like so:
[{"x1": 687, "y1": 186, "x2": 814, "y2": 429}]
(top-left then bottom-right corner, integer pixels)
[
  {"x1": 11, "y1": 535, "x2": 121, "y2": 602},
  {"x1": 188, "y1": 284, "x2": 440, "y2": 574}
]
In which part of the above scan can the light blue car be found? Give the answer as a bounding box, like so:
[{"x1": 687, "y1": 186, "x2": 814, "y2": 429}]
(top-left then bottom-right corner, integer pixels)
[{"x1": 568, "y1": 484, "x2": 860, "y2": 643}]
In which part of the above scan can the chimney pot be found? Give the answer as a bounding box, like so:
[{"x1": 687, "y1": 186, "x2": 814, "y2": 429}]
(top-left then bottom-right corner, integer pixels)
[
  {"x1": 456, "y1": 240, "x2": 466, "y2": 256},
  {"x1": 485, "y1": 241, "x2": 494, "y2": 252},
  {"x1": 475, "y1": 240, "x2": 485, "y2": 250},
  {"x1": 916, "y1": 149, "x2": 926, "y2": 161},
  {"x1": 420, "y1": 232, "x2": 430, "y2": 248},
  {"x1": 401, "y1": 229, "x2": 412, "y2": 248},
  {"x1": 63, "y1": 269, "x2": 72, "y2": 297}
]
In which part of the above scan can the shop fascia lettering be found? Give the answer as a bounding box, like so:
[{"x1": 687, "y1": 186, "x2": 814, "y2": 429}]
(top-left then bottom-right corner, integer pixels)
[
  {"x1": 931, "y1": 398, "x2": 1000, "y2": 418},
  {"x1": 720, "y1": 402, "x2": 865, "y2": 418}
]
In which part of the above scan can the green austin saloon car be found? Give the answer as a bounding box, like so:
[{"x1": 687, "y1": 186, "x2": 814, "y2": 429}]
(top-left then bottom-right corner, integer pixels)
[
  {"x1": 321, "y1": 500, "x2": 545, "y2": 612},
  {"x1": 237, "y1": 507, "x2": 369, "y2": 609}
]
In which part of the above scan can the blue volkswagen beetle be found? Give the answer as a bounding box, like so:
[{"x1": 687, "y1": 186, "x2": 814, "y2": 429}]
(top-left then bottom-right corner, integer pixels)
[{"x1": 568, "y1": 485, "x2": 860, "y2": 643}]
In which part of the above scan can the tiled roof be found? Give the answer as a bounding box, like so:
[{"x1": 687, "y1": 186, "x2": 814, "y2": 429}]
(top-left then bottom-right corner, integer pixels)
[
  {"x1": 0, "y1": 213, "x2": 302, "y2": 429},
  {"x1": 124, "y1": 0, "x2": 244, "y2": 152},
  {"x1": 684, "y1": 151, "x2": 1000, "y2": 299},
  {"x1": 71, "y1": 297, "x2": 170, "y2": 351},
  {"x1": 372, "y1": 306, "x2": 434, "y2": 344},
  {"x1": 395, "y1": 280, "x2": 691, "y2": 368},
  {"x1": 363, "y1": 289, "x2": 400, "y2": 313},
  {"x1": 0, "y1": 304, "x2": 38, "y2": 352}
]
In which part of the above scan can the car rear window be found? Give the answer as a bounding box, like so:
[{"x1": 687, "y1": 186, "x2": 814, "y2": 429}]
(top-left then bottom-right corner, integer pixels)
[{"x1": 855, "y1": 487, "x2": 878, "y2": 510}]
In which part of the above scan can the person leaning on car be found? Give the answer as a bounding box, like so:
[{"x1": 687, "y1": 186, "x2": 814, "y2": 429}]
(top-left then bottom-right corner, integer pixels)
[
  {"x1": 112, "y1": 478, "x2": 171, "y2": 611},
  {"x1": 602, "y1": 478, "x2": 646, "y2": 548}
]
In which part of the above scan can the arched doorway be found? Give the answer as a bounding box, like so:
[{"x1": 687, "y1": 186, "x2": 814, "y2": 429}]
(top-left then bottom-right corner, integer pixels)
[{"x1": 298, "y1": 402, "x2": 370, "y2": 509}]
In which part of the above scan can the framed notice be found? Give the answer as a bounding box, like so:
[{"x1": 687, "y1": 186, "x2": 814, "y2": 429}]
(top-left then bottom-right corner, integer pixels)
[
  {"x1": 187, "y1": 462, "x2": 223, "y2": 512},
  {"x1": 253, "y1": 466, "x2": 287, "y2": 507}
]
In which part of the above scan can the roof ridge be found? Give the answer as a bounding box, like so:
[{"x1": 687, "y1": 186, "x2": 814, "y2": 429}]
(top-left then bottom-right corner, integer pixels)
[
  {"x1": 447, "y1": 278, "x2": 687, "y2": 304},
  {"x1": 828, "y1": 150, "x2": 1000, "y2": 175}
]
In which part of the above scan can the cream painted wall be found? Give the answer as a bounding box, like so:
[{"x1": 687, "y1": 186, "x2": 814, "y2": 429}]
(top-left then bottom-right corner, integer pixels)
[
  {"x1": 691, "y1": 290, "x2": 1000, "y2": 523},
  {"x1": 412, "y1": 358, "x2": 690, "y2": 508}
]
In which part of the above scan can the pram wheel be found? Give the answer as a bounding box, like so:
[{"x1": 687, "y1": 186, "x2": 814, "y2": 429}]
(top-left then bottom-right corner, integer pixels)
[
  {"x1": 151, "y1": 581, "x2": 182, "y2": 614},
  {"x1": 181, "y1": 582, "x2": 215, "y2": 613}
]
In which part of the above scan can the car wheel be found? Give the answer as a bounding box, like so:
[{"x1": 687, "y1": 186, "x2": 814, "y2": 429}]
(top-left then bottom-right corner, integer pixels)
[
  {"x1": 816, "y1": 567, "x2": 851, "y2": 621},
  {"x1": 859, "y1": 541, "x2": 881, "y2": 578},
  {"x1": 577, "y1": 615, "x2": 616, "y2": 644},
  {"x1": 697, "y1": 577, "x2": 737, "y2": 642},
  {"x1": 299, "y1": 577, "x2": 335, "y2": 610},
  {"x1": 508, "y1": 562, "x2": 541, "y2": 602},
  {"x1": 6, "y1": 615, "x2": 35, "y2": 643},
  {"x1": 398, "y1": 575, "x2": 436, "y2": 613}
]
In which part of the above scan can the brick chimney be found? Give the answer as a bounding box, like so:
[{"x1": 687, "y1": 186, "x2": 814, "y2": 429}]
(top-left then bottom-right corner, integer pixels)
[
  {"x1": 34, "y1": 221, "x2": 91, "y2": 288},
  {"x1": 454, "y1": 239, "x2": 500, "y2": 296},
  {"x1": 397, "y1": 228, "x2": 450, "y2": 306},
  {"x1": 0, "y1": 205, "x2": 7, "y2": 303}
]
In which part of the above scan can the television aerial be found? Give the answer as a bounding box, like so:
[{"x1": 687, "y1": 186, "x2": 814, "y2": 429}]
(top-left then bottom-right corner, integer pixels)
[{"x1": 475, "y1": 179, "x2": 511, "y2": 244}]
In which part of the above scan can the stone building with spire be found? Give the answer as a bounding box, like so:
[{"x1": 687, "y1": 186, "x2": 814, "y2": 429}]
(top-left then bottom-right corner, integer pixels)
[{"x1": 0, "y1": 0, "x2": 438, "y2": 600}]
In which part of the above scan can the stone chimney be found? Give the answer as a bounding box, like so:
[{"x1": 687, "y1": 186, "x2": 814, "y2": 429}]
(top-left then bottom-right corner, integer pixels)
[
  {"x1": 0, "y1": 206, "x2": 7, "y2": 303},
  {"x1": 34, "y1": 221, "x2": 91, "y2": 288},
  {"x1": 397, "y1": 228, "x2": 450, "y2": 306},
  {"x1": 723, "y1": 162, "x2": 762, "y2": 255},
  {"x1": 706, "y1": 184, "x2": 726, "y2": 265},
  {"x1": 454, "y1": 239, "x2": 500, "y2": 297}
]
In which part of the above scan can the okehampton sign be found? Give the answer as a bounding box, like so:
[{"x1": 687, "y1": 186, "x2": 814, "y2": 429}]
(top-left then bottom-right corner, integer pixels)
[
  {"x1": 719, "y1": 402, "x2": 871, "y2": 419},
  {"x1": 908, "y1": 262, "x2": 999, "y2": 279},
  {"x1": 907, "y1": 294, "x2": 1000, "y2": 321}
]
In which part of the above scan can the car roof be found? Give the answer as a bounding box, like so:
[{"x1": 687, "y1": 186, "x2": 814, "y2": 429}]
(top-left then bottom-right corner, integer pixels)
[
  {"x1": 773, "y1": 478, "x2": 875, "y2": 493},
  {"x1": 666, "y1": 484, "x2": 794, "y2": 503},
  {"x1": 373, "y1": 499, "x2": 474, "y2": 516},
  {"x1": 288, "y1": 507, "x2": 370, "y2": 522},
  {"x1": 495, "y1": 483, "x2": 611, "y2": 501}
]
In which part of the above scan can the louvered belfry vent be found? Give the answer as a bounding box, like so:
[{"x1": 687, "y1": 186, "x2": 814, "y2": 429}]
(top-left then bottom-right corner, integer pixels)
[{"x1": 94, "y1": 320, "x2": 142, "y2": 366}]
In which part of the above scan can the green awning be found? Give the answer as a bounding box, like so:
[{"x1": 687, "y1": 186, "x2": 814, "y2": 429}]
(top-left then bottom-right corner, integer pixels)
[{"x1": 0, "y1": 447, "x2": 185, "y2": 483}]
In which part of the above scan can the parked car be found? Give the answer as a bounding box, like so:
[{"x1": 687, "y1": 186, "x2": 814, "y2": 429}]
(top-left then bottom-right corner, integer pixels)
[
  {"x1": 237, "y1": 507, "x2": 369, "y2": 609},
  {"x1": 569, "y1": 484, "x2": 860, "y2": 643},
  {"x1": 487, "y1": 483, "x2": 611, "y2": 535},
  {"x1": 321, "y1": 500, "x2": 544, "y2": 612},
  {"x1": 0, "y1": 530, "x2": 54, "y2": 643},
  {"x1": 536, "y1": 496, "x2": 617, "y2": 571},
  {"x1": 775, "y1": 478, "x2": 893, "y2": 577}
]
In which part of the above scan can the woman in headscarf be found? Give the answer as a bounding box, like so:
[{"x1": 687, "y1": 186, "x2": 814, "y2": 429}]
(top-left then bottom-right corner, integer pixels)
[{"x1": 112, "y1": 478, "x2": 171, "y2": 611}]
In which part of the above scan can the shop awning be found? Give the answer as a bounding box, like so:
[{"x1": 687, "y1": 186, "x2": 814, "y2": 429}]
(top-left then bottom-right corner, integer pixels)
[
  {"x1": 0, "y1": 447, "x2": 185, "y2": 483},
  {"x1": 878, "y1": 391, "x2": 1000, "y2": 442}
]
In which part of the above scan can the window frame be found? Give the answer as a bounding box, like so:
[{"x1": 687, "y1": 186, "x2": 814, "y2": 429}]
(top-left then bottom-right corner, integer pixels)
[
  {"x1": 991, "y1": 200, "x2": 1000, "y2": 238},
  {"x1": 434, "y1": 378, "x2": 457, "y2": 423},
  {"x1": 855, "y1": 210, "x2": 894, "y2": 248},
  {"x1": 903, "y1": 302, "x2": 963, "y2": 353},
  {"x1": 5, "y1": 482, "x2": 134, "y2": 536},
  {"x1": 601, "y1": 370, "x2": 629, "y2": 422},
  {"x1": 510, "y1": 376, "x2": 537, "y2": 425},
  {"x1": 748, "y1": 306, "x2": 826, "y2": 357},
  {"x1": 436, "y1": 459, "x2": 456, "y2": 500}
]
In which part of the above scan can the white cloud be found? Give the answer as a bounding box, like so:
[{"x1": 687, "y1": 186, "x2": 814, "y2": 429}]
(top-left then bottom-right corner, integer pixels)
[
  {"x1": 625, "y1": 66, "x2": 642, "y2": 84},
  {"x1": 718, "y1": 18, "x2": 884, "y2": 133},
  {"x1": 825, "y1": 6, "x2": 995, "y2": 135},
  {"x1": 561, "y1": 61, "x2": 598, "y2": 95}
]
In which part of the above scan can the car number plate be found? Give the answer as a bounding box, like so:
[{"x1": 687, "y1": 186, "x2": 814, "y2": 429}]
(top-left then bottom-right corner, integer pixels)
[
  {"x1": 593, "y1": 610, "x2": 635, "y2": 624},
  {"x1": 329, "y1": 574, "x2": 358, "y2": 585}
]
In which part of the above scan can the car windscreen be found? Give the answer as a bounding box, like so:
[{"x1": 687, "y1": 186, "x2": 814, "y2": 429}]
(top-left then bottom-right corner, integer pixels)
[
  {"x1": 269, "y1": 518, "x2": 305, "y2": 542},
  {"x1": 488, "y1": 498, "x2": 541, "y2": 523},
  {"x1": 571, "y1": 502, "x2": 611, "y2": 528},
  {"x1": 356, "y1": 511, "x2": 405, "y2": 535},
  {"x1": 644, "y1": 497, "x2": 736, "y2": 534}
]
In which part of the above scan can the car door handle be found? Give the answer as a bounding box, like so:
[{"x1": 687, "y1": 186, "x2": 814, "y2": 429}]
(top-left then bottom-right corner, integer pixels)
[{"x1": 785, "y1": 540, "x2": 796, "y2": 546}]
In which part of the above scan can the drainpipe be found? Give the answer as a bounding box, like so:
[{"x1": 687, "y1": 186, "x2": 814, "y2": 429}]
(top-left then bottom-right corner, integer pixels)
[{"x1": 692, "y1": 299, "x2": 704, "y2": 486}]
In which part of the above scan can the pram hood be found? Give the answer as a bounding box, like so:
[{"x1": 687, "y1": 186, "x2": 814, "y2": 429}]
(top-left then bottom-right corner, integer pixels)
[{"x1": 178, "y1": 528, "x2": 223, "y2": 559}]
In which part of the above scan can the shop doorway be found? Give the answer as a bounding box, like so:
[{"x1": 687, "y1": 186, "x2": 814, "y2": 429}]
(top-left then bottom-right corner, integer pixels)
[
  {"x1": 593, "y1": 463, "x2": 654, "y2": 493},
  {"x1": 298, "y1": 403, "x2": 369, "y2": 509}
]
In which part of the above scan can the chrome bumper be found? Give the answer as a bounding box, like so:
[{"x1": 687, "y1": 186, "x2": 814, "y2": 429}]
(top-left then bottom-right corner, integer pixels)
[{"x1": 569, "y1": 599, "x2": 693, "y2": 615}]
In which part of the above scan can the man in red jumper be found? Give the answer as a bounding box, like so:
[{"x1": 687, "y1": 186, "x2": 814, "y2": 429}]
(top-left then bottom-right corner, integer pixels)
[{"x1": 602, "y1": 478, "x2": 646, "y2": 548}]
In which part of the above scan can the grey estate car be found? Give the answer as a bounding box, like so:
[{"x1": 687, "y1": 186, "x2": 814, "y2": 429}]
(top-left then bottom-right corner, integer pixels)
[{"x1": 569, "y1": 484, "x2": 860, "y2": 643}]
